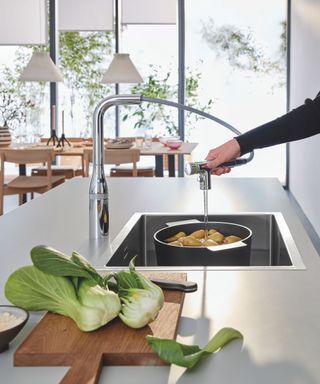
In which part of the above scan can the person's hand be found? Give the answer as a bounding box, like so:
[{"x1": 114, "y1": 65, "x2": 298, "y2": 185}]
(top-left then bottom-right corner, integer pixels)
[{"x1": 205, "y1": 139, "x2": 241, "y2": 176}]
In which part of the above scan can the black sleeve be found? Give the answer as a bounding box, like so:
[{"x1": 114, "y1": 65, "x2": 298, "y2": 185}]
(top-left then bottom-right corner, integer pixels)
[{"x1": 235, "y1": 94, "x2": 320, "y2": 155}]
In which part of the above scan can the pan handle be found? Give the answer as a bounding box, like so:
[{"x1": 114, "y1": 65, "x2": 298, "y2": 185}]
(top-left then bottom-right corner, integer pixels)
[{"x1": 206, "y1": 241, "x2": 247, "y2": 252}]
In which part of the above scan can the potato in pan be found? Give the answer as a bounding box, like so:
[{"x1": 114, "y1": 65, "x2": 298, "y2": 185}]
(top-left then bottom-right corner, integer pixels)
[{"x1": 165, "y1": 229, "x2": 241, "y2": 247}]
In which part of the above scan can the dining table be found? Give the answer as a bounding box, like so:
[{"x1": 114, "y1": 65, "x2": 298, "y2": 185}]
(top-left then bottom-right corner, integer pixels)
[
  {"x1": 15, "y1": 140, "x2": 198, "y2": 181},
  {"x1": 47, "y1": 140, "x2": 198, "y2": 177},
  {"x1": 139, "y1": 141, "x2": 198, "y2": 177}
]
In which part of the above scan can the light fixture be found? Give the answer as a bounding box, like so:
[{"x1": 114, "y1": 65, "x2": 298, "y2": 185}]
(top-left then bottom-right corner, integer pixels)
[
  {"x1": 19, "y1": 52, "x2": 64, "y2": 146},
  {"x1": 101, "y1": 53, "x2": 143, "y2": 84},
  {"x1": 19, "y1": 52, "x2": 63, "y2": 82}
]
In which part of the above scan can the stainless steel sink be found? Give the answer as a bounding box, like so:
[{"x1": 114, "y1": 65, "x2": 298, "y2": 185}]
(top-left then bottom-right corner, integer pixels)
[{"x1": 108, "y1": 213, "x2": 305, "y2": 270}]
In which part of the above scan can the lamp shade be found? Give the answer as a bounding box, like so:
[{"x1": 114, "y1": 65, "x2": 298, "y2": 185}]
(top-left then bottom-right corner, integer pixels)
[
  {"x1": 101, "y1": 53, "x2": 143, "y2": 84},
  {"x1": 19, "y1": 52, "x2": 64, "y2": 82}
]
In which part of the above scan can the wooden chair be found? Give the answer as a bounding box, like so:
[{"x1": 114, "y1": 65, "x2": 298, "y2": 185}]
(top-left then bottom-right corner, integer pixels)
[
  {"x1": 110, "y1": 166, "x2": 154, "y2": 177},
  {"x1": 83, "y1": 148, "x2": 154, "y2": 177},
  {"x1": 31, "y1": 166, "x2": 75, "y2": 179},
  {"x1": 31, "y1": 137, "x2": 85, "y2": 178},
  {"x1": 0, "y1": 148, "x2": 65, "y2": 215}
]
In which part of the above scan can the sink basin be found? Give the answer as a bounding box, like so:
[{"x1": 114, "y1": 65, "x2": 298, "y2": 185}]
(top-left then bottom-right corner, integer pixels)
[{"x1": 108, "y1": 213, "x2": 305, "y2": 270}]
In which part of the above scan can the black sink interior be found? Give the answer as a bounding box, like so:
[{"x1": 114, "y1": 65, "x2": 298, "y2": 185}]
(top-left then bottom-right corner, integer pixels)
[{"x1": 108, "y1": 213, "x2": 299, "y2": 268}]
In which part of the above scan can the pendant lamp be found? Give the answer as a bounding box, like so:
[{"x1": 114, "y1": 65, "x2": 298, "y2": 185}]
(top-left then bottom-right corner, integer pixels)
[
  {"x1": 101, "y1": 53, "x2": 143, "y2": 84},
  {"x1": 19, "y1": 52, "x2": 63, "y2": 82}
]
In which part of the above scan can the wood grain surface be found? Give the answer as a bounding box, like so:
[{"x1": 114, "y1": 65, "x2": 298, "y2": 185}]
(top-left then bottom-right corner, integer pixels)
[{"x1": 14, "y1": 273, "x2": 187, "y2": 384}]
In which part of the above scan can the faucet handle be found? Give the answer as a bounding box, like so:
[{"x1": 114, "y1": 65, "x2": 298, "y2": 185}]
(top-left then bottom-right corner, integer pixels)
[{"x1": 219, "y1": 158, "x2": 250, "y2": 168}]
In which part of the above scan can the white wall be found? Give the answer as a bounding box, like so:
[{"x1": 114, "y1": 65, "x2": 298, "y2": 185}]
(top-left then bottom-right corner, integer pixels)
[{"x1": 290, "y1": 0, "x2": 320, "y2": 236}]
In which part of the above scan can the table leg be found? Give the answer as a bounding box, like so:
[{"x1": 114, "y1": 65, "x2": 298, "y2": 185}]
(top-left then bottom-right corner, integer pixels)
[
  {"x1": 168, "y1": 155, "x2": 176, "y2": 177},
  {"x1": 19, "y1": 164, "x2": 27, "y2": 203},
  {"x1": 155, "y1": 155, "x2": 164, "y2": 177},
  {"x1": 81, "y1": 155, "x2": 85, "y2": 177}
]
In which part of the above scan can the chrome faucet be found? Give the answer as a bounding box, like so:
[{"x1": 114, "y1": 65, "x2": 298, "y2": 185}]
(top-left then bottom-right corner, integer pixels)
[
  {"x1": 89, "y1": 95, "x2": 141, "y2": 239},
  {"x1": 89, "y1": 94, "x2": 254, "y2": 239}
]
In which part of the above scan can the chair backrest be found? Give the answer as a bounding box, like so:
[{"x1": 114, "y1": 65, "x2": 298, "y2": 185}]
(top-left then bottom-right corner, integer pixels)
[
  {"x1": 0, "y1": 148, "x2": 55, "y2": 189},
  {"x1": 0, "y1": 148, "x2": 55, "y2": 164},
  {"x1": 83, "y1": 148, "x2": 140, "y2": 177}
]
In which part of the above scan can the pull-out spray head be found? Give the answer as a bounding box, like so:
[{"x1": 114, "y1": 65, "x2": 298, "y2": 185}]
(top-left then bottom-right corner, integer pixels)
[
  {"x1": 185, "y1": 161, "x2": 211, "y2": 190},
  {"x1": 185, "y1": 155, "x2": 253, "y2": 191}
]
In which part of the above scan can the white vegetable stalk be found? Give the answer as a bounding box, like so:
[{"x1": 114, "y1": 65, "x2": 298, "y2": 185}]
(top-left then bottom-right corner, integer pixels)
[
  {"x1": 118, "y1": 272, "x2": 164, "y2": 329},
  {"x1": 78, "y1": 280, "x2": 121, "y2": 327}
]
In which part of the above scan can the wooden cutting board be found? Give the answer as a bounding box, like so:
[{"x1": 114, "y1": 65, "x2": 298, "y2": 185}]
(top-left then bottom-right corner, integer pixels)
[{"x1": 14, "y1": 273, "x2": 187, "y2": 384}]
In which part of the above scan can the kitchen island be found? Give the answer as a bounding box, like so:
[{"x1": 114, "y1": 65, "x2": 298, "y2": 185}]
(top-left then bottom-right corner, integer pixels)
[{"x1": 1, "y1": 177, "x2": 320, "y2": 384}]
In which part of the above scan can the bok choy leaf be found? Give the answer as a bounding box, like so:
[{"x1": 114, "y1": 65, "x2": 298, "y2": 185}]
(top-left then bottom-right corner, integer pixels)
[
  {"x1": 31, "y1": 245, "x2": 103, "y2": 286},
  {"x1": 5, "y1": 265, "x2": 78, "y2": 315},
  {"x1": 5, "y1": 265, "x2": 120, "y2": 332},
  {"x1": 146, "y1": 327, "x2": 243, "y2": 369}
]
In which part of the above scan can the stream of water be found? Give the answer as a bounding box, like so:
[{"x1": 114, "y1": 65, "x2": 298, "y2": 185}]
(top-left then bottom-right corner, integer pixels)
[{"x1": 203, "y1": 180, "x2": 209, "y2": 239}]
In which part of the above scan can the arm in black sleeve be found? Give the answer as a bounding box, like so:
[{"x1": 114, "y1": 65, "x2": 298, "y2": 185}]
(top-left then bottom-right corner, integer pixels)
[{"x1": 235, "y1": 94, "x2": 320, "y2": 155}]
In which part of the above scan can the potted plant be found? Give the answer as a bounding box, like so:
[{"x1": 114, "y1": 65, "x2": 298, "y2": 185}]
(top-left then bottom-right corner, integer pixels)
[{"x1": 0, "y1": 88, "x2": 27, "y2": 147}]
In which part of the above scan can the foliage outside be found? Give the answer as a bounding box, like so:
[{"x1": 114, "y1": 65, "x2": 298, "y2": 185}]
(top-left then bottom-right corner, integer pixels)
[
  {"x1": 126, "y1": 65, "x2": 213, "y2": 138},
  {"x1": 0, "y1": 19, "x2": 286, "y2": 136},
  {"x1": 0, "y1": 31, "x2": 114, "y2": 134},
  {"x1": 201, "y1": 18, "x2": 286, "y2": 89},
  {"x1": 0, "y1": 61, "x2": 41, "y2": 130},
  {"x1": 59, "y1": 31, "x2": 114, "y2": 135}
]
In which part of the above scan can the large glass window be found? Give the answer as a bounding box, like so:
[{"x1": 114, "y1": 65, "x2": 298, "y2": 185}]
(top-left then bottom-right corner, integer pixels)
[
  {"x1": 0, "y1": 46, "x2": 50, "y2": 140},
  {"x1": 121, "y1": 24, "x2": 178, "y2": 138},
  {"x1": 57, "y1": 31, "x2": 115, "y2": 138},
  {"x1": 185, "y1": 0, "x2": 287, "y2": 181},
  {"x1": 0, "y1": 0, "x2": 287, "y2": 181}
]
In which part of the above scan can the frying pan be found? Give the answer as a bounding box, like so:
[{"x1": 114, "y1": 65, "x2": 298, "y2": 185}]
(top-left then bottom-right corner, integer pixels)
[{"x1": 154, "y1": 221, "x2": 252, "y2": 266}]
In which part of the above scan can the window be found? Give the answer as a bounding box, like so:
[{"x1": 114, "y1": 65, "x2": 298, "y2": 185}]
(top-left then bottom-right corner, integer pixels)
[
  {"x1": 121, "y1": 23, "x2": 178, "y2": 138},
  {"x1": 0, "y1": 0, "x2": 287, "y2": 181},
  {"x1": 185, "y1": 0, "x2": 287, "y2": 181},
  {"x1": 57, "y1": 31, "x2": 115, "y2": 138},
  {"x1": 0, "y1": 45, "x2": 51, "y2": 140}
]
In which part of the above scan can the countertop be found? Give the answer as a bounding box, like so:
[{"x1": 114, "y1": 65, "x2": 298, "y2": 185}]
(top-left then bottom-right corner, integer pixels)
[{"x1": 1, "y1": 177, "x2": 320, "y2": 384}]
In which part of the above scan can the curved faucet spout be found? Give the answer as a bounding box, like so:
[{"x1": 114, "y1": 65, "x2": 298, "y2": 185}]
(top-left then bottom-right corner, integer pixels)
[
  {"x1": 89, "y1": 95, "x2": 141, "y2": 239},
  {"x1": 89, "y1": 94, "x2": 254, "y2": 240}
]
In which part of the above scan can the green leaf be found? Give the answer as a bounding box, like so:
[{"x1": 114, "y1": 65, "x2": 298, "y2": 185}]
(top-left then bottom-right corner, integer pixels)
[
  {"x1": 146, "y1": 327, "x2": 243, "y2": 369},
  {"x1": 71, "y1": 276, "x2": 79, "y2": 290},
  {"x1": 114, "y1": 271, "x2": 140, "y2": 290},
  {"x1": 5, "y1": 265, "x2": 79, "y2": 316},
  {"x1": 203, "y1": 327, "x2": 242, "y2": 353},
  {"x1": 114, "y1": 256, "x2": 144, "y2": 290},
  {"x1": 31, "y1": 245, "x2": 94, "y2": 280},
  {"x1": 5, "y1": 266, "x2": 117, "y2": 332},
  {"x1": 71, "y1": 251, "x2": 103, "y2": 286}
]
